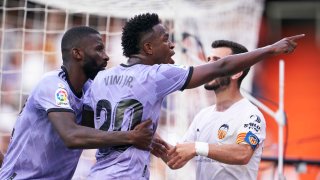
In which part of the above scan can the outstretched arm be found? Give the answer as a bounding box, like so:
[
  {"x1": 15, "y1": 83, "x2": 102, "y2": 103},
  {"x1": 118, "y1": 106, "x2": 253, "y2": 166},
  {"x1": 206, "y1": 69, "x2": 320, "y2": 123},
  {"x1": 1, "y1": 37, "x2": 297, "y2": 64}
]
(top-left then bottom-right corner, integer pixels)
[
  {"x1": 167, "y1": 143, "x2": 253, "y2": 169},
  {"x1": 48, "y1": 111, "x2": 153, "y2": 150},
  {"x1": 185, "y1": 34, "x2": 305, "y2": 89}
]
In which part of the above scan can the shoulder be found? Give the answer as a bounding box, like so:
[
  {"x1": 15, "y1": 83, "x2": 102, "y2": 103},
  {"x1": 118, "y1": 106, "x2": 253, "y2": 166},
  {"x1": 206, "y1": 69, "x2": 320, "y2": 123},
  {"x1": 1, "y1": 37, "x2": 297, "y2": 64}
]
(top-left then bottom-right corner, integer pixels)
[
  {"x1": 198, "y1": 105, "x2": 214, "y2": 114},
  {"x1": 34, "y1": 69, "x2": 69, "y2": 93},
  {"x1": 239, "y1": 99, "x2": 262, "y2": 113},
  {"x1": 239, "y1": 99, "x2": 266, "y2": 124},
  {"x1": 157, "y1": 64, "x2": 190, "y2": 70},
  {"x1": 95, "y1": 69, "x2": 109, "y2": 78},
  {"x1": 40, "y1": 69, "x2": 67, "y2": 83},
  {"x1": 193, "y1": 105, "x2": 215, "y2": 121},
  {"x1": 148, "y1": 64, "x2": 191, "y2": 79}
]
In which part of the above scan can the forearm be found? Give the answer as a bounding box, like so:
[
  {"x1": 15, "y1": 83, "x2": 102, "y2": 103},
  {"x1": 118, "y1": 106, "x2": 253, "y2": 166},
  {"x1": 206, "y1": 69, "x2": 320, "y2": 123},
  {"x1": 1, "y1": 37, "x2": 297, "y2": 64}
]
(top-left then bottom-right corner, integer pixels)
[
  {"x1": 63, "y1": 125, "x2": 133, "y2": 149},
  {"x1": 167, "y1": 142, "x2": 251, "y2": 169},
  {"x1": 218, "y1": 46, "x2": 271, "y2": 76},
  {"x1": 49, "y1": 112, "x2": 135, "y2": 149},
  {"x1": 186, "y1": 46, "x2": 272, "y2": 89},
  {"x1": 207, "y1": 144, "x2": 253, "y2": 165}
]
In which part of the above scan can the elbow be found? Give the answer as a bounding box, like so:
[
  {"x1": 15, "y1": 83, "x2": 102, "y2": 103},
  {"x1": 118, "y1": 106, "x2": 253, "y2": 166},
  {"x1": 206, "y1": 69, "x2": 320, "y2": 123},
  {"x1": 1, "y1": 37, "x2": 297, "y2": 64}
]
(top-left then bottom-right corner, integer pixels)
[
  {"x1": 62, "y1": 132, "x2": 82, "y2": 149},
  {"x1": 236, "y1": 153, "x2": 252, "y2": 165},
  {"x1": 64, "y1": 142, "x2": 78, "y2": 149},
  {"x1": 238, "y1": 157, "x2": 251, "y2": 165},
  {"x1": 231, "y1": 144, "x2": 254, "y2": 165}
]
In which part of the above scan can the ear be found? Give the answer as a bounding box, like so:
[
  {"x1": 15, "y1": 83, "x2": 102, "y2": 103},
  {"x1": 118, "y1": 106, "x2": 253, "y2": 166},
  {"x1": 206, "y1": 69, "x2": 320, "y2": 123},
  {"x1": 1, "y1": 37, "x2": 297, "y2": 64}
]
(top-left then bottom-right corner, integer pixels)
[
  {"x1": 72, "y1": 48, "x2": 82, "y2": 60},
  {"x1": 231, "y1": 71, "x2": 243, "y2": 80},
  {"x1": 143, "y1": 42, "x2": 153, "y2": 55}
]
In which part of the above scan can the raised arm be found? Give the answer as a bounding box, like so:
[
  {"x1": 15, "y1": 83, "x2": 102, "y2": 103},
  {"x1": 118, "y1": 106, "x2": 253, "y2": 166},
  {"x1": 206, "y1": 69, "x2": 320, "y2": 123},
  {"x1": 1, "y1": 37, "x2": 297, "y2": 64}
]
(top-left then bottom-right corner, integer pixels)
[
  {"x1": 48, "y1": 111, "x2": 153, "y2": 150},
  {"x1": 185, "y1": 34, "x2": 305, "y2": 89}
]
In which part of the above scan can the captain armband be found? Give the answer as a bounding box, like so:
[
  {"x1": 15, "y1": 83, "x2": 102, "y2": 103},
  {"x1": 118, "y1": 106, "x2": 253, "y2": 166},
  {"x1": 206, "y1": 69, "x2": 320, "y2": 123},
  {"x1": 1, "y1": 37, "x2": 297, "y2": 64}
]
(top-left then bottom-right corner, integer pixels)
[{"x1": 244, "y1": 131, "x2": 260, "y2": 150}]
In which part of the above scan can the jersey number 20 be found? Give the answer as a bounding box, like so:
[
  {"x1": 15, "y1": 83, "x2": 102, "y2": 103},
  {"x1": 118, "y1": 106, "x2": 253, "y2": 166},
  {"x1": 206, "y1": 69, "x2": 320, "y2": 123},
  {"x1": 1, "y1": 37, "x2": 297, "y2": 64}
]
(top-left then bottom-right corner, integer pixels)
[{"x1": 96, "y1": 99, "x2": 143, "y2": 153}]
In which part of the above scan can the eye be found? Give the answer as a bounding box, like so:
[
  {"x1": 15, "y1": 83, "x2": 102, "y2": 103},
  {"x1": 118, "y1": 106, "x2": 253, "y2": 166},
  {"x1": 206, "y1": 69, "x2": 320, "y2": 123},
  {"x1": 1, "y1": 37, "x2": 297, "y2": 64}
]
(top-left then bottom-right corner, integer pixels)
[
  {"x1": 163, "y1": 34, "x2": 169, "y2": 42},
  {"x1": 96, "y1": 45, "x2": 105, "y2": 51}
]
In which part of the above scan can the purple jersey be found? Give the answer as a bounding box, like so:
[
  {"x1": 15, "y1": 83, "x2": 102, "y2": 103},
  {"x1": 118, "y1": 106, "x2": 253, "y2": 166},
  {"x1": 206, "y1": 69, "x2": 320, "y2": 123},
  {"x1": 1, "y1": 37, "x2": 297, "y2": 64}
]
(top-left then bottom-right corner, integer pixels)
[
  {"x1": 0, "y1": 67, "x2": 91, "y2": 180},
  {"x1": 83, "y1": 63, "x2": 193, "y2": 179}
]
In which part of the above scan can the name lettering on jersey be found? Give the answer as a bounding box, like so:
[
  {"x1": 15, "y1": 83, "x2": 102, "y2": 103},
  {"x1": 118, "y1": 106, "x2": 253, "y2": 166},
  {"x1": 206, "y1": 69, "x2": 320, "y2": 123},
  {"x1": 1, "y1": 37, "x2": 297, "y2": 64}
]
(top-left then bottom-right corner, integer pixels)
[
  {"x1": 217, "y1": 124, "x2": 229, "y2": 139},
  {"x1": 55, "y1": 86, "x2": 70, "y2": 107},
  {"x1": 244, "y1": 122, "x2": 261, "y2": 132},
  {"x1": 244, "y1": 114, "x2": 261, "y2": 132},
  {"x1": 104, "y1": 75, "x2": 134, "y2": 88}
]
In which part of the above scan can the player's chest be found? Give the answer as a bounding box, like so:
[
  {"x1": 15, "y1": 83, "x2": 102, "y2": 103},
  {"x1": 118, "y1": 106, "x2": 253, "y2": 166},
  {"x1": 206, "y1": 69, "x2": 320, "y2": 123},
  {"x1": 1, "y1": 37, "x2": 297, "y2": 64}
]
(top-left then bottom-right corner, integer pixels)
[
  {"x1": 69, "y1": 95, "x2": 84, "y2": 123},
  {"x1": 196, "y1": 115, "x2": 243, "y2": 143}
]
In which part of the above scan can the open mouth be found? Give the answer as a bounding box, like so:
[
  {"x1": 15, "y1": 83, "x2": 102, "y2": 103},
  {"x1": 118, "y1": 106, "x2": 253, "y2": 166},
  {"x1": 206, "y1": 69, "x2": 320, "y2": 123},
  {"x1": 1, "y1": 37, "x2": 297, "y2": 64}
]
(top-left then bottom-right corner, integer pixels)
[{"x1": 170, "y1": 50, "x2": 175, "y2": 56}]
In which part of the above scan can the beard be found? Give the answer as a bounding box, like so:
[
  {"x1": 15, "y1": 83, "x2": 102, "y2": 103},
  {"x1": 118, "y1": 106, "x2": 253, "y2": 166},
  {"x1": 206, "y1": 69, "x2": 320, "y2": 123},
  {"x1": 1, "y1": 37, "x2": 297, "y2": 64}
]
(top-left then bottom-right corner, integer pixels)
[
  {"x1": 83, "y1": 57, "x2": 104, "y2": 80},
  {"x1": 204, "y1": 77, "x2": 231, "y2": 91}
]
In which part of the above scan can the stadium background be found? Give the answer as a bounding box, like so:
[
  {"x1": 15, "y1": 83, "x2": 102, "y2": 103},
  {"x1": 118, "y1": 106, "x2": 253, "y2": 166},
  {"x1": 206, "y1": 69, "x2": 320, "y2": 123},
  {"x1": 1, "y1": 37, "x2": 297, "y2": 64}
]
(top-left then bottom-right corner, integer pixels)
[{"x1": 0, "y1": 0, "x2": 319, "y2": 179}]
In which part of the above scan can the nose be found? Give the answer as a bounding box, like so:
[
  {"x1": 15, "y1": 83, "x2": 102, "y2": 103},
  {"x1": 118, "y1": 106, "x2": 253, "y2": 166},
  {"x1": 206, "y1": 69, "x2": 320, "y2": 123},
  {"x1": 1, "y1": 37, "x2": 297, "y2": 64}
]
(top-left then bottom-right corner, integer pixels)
[
  {"x1": 169, "y1": 41, "x2": 175, "y2": 49},
  {"x1": 103, "y1": 52, "x2": 110, "y2": 62}
]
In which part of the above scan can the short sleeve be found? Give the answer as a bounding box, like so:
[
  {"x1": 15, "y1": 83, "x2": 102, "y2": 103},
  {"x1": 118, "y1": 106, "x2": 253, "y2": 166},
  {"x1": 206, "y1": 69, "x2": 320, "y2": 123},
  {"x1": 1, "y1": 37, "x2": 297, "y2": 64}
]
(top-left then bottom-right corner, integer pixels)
[
  {"x1": 34, "y1": 77, "x2": 74, "y2": 114},
  {"x1": 153, "y1": 64, "x2": 193, "y2": 98},
  {"x1": 235, "y1": 113, "x2": 266, "y2": 150}
]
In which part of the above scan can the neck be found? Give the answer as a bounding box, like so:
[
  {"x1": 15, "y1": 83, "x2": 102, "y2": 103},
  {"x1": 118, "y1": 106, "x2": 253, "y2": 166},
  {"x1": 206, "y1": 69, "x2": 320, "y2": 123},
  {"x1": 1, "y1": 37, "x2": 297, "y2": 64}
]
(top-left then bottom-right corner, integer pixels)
[
  {"x1": 63, "y1": 63, "x2": 87, "y2": 95},
  {"x1": 214, "y1": 85, "x2": 243, "y2": 112},
  {"x1": 128, "y1": 55, "x2": 154, "y2": 65}
]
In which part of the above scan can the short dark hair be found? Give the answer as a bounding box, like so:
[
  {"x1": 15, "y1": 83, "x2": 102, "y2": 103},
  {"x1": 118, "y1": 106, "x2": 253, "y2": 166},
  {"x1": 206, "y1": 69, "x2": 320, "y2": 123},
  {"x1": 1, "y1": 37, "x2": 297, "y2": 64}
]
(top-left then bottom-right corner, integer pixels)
[
  {"x1": 211, "y1": 40, "x2": 249, "y2": 87},
  {"x1": 121, "y1": 13, "x2": 160, "y2": 58},
  {"x1": 61, "y1": 26, "x2": 100, "y2": 62}
]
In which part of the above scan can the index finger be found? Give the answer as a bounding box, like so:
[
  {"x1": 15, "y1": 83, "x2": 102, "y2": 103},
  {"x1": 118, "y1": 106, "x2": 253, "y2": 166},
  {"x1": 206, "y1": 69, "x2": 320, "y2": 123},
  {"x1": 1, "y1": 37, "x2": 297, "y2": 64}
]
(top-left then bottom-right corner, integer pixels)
[
  {"x1": 155, "y1": 138, "x2": 171, "y2": 148},
  {"x1": 286, "y1": 34, "x2": 305, "y2": 41},
  {"x1": 168, "y1": 146, "x2": 177, "y2": 156}
]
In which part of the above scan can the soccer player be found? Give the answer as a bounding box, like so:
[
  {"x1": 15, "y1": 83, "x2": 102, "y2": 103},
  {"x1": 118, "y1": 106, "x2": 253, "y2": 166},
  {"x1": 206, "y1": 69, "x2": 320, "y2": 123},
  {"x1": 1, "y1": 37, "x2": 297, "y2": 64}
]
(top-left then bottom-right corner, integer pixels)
[
  {"x1": 83, "y1": 13, "x2": 303, "y2": 179},
  {"x1": 0, "y1": 26, "x2": 153, "y2": 179},
  {"x1": 166, "y1": 40, "x2": 265, "y2": 180}
]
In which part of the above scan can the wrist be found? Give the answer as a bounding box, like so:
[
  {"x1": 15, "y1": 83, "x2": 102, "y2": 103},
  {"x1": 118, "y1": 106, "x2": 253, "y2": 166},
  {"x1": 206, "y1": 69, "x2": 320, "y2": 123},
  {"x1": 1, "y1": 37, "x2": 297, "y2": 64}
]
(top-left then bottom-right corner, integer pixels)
[
  {"x1": 195, "y1": 142, "x2": 209, "y2": 157},
  {"x1": 264, "y1": 45, "x2": 275, "y2": 55},
  {"x1": 126, "y1": 131, "x2": 135, "y2": 145}
]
